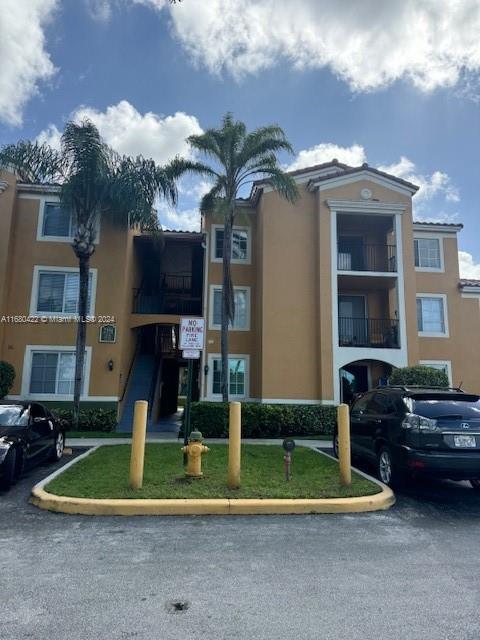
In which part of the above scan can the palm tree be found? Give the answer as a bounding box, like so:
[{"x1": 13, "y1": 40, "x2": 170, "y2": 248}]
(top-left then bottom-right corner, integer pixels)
[
  {"x1": 0, "y1": 119, "x2": 187, "y2": 427},
  {"x1": 187, "y1": 113, "x2": 299, "y2": 401}
]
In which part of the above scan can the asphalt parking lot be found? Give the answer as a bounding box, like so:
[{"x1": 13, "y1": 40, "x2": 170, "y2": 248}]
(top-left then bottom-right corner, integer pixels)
[{"x1": 2, "y1": 447, "x2": 480, "y2": 640}]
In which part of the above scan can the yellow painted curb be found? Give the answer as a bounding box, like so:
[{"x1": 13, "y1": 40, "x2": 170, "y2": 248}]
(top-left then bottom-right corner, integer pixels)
[
  {"x1": 30, "y1": 485, "x2": 394, "y2": 515},
  {"x1": 30, "y1": 445, "x2": 395, "y2": 516}
]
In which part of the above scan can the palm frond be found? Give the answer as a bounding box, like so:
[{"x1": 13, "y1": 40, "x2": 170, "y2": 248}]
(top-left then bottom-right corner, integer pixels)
[
  {"x1": 236, "y1": 126, "x2": 294, "y2": 169},
  {"x1": 187, "y1": 130, "x2": 224, "y2": 164},
  {"x1": 261, "y1": 164, "x2": 299, "y2": 203},
  {"x1": 199, "y1": 182, "x2": 226, "y2": 217},
  {"x1": 165, "y1": 156, "x2": 219, "y2": 181},
  {"x1": 0, "y1": 141, "x2": 65, "y2": 183}
]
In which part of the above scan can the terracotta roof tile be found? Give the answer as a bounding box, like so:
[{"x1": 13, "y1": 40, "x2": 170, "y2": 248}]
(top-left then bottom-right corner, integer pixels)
[{"x1": 414, "y1": 221, "x2": 464, "y2": 228}]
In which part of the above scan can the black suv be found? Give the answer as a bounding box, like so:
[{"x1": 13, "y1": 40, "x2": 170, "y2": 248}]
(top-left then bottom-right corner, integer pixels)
[{"x1": 333, "y1": 386, "x2": 480, "y2": 488}]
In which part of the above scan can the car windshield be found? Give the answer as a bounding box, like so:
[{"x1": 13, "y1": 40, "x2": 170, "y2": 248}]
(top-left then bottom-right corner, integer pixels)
[
  {"x1": 410, "y1": 394, "x2": 480, "y2": 419},
  {"x1": 0, "y1": 405, "x2": 29, "y2": 427}
]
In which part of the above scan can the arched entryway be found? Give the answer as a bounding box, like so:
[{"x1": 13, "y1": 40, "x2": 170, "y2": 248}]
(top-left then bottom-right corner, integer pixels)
[{"x1": 339, "y1": 359, "x2": 392, "y2": 404}]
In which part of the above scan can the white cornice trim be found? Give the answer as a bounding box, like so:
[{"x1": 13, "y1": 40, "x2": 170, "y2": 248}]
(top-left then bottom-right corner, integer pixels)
[
  {"x1": 326, "y1": 199, "x2": 407, "y2": 214},
  {"x1": 309, "y1": 169, "x2": 417, "y2": 196},
  {"x1": 460, "y1": 287, "x2": 480, "y2": 296},
  {"x1": 413, "y1": 223, "x2": 462, "y2": 234},
  {"x1": 0, "y1": 179, "x2": 8, "y2": 193},
  {"x1": 17, "y1": 183, "x2": 61, "y2": 195}
]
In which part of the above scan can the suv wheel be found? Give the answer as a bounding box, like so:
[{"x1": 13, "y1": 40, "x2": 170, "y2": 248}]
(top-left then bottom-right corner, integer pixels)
[{"x1": 377, "y1": 445, "x2": 403, "y2": 488}]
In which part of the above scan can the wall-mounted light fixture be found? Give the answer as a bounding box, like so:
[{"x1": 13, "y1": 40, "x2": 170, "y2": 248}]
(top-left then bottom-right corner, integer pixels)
[
  {"x1": 204, "y1": 364, "x2": 209, "y2": 376},
  {"x1": 107, "y1": 359, "x2": 114, "y2": 371}
]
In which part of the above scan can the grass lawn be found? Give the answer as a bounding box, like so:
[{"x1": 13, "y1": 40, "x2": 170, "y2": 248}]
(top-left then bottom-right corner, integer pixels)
[
  {"x1": 46, "y1": 444, "x2": 379, "y2": 500},
  {"x1": 66, "y1": 432, "x2": 131, "y2": 439}
]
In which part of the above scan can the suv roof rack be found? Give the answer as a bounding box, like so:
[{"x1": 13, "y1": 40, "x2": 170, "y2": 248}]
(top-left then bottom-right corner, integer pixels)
[{"x1": 377, "y1": 385, "x2": 464, "y2": 393}]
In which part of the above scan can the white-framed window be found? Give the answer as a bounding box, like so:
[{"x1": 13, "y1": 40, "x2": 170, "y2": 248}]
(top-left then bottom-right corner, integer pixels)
[
  {"x1": 416, "y1": 294, "x2": 449, "y2": 337},
  {"x1": 209, "y1": 285, "x2": 251, "y2": 331},
  {"x1": 36, "y1": 197, "x2": 100, "y2": 243},
  {"x1": 414, "y1": 235, "x2": 443, "y2": 271},
  {"x1": 211, "y1": 225, "x2": 251, "y2": 263},
  {"x1": 30, "y1": 266, "x2": 97, "y2": 317},
  {"x1": 22, "y1": 345, "x2": 92, "y2": 401},
  {"x1": 207, "y1": 353, "x2": 249, "y2": 399},
  {"x1": 419, "y1": 360, "x2": 452, "y2": 384}
]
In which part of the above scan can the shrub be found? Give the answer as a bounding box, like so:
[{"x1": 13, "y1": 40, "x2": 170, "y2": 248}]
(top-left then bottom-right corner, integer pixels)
[
  {"x1": 389, "y1": 365, "x2": 449, "y2": 388},
  {"x1": 0, "y1": 361, "x2": 15, "y2": 399},
  {"x1": 51, "y1": 407, "x2": 117, "y2": 432},
  {"x1": 186, "y1": 402, "x2": 337, "y2": 438}
]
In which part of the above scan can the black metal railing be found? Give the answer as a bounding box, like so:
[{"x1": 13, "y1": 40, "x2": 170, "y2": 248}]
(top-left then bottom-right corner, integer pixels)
[
  {"x1": 161, "y1": 272, "x2": 192, "y2": 291},
  {"x1": 337, "y1": 244, "x2": 396, "y2": 272},
  {"x1": 133, "y1": 291, "x2": 202, "y2": 315},
  {"x1": 338, "y1": 317, "x2": 400, "y2": 348},
  {"x1": 133, "y1": 272, "x2": 201, "y2": 315}
]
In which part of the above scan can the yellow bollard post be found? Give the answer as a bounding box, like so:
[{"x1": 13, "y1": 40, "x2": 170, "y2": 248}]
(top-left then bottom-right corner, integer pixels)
[
  {"x1": 129, "y1": 400, "x2": 148, "y2": 490},
  {"x1": 228, "y1": 401, "x2": 241, "y2": 489},
  {"x1": 337, "y1": 403, "x2": 352, "y2": 486}
]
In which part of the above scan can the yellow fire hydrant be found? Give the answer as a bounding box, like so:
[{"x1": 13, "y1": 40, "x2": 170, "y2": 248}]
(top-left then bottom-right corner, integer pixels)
[{"x1": 181, "y1": 430, "x2": 209, "y2": 478}]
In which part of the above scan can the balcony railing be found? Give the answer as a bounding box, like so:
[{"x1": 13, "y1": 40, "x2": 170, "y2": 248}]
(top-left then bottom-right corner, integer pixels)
[
  {"x1": 337, "y1": 244, "x2": 396, "y2": 272},
  {"x1": 338, "y1": 317, "x2": 400, "y2": 348},
  {"x1": 133, "y1": 272, "x2": 201, "y2": 315}
]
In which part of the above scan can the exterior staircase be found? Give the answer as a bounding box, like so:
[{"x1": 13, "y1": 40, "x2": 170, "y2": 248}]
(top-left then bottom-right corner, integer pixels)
[{"x1": 117, "y1": 354, "x2": 156, "y2": 432}]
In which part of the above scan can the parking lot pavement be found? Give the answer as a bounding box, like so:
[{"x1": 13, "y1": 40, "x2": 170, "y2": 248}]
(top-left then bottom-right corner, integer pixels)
[{"x1": 2, "y1": 448, "x2": 480, "y2": 640}]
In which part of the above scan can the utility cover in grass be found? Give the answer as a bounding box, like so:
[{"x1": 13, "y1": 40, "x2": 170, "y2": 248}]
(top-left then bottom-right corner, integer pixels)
[{"x1": 46, "y1": 444, "x2": 380, "y2": 500}]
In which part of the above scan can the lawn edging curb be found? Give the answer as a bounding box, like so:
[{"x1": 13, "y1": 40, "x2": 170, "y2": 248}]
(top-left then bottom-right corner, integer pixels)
[{"x1": 30, "y1": 446, "x2": 395, "y2": 516}]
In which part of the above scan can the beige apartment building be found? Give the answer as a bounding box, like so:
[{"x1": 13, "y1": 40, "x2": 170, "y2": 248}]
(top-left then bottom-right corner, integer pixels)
[
  {"x1": 201, "y1": 160, "x2": 480, "y2": 405},
  {"x1": 1, "y1": 160, "x2": 479, "y2": 427},
  {"x1": 0, "y1": 170, "x2": 204, "y2": 430}
]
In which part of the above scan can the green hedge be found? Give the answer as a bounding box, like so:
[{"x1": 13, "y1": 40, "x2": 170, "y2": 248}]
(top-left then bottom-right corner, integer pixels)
[
  {"x1": 51, "y1": 407, "x2": 117, "y2": 433},
  {"x1": 0, "y1": 361, "x2": 15, "y2": 399},
  {"x1": 389, "y1": 365, "x2": 449, "y2": 387},
  {"x1": 186, "y1": 402, "x2": 337, "y2": 438}
]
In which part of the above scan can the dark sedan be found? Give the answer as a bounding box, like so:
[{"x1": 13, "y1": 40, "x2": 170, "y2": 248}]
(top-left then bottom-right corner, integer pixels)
[{"x1": 0, "y1": 402, "x2": 65, "y2": 490}]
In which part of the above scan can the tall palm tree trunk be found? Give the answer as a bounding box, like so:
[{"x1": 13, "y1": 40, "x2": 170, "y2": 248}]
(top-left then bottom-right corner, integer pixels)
[
  {"x1": 72, "y1": 253, "x2": 90, "y2": 429},
  {"x1": 221, "y1": 211, "x2": 234, "y2": 402}
]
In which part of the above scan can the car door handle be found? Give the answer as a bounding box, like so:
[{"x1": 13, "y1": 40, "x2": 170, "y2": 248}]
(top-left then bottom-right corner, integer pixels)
[{"x1": 372, "y1": 418, "x2": 382, "y2": 424}]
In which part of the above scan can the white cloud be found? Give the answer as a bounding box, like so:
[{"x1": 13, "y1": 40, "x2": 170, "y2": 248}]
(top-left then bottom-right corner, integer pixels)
[
  {"x1": 0, "y1": 0, "x2": 57, "y2": 126},
  {"x1": 288, "y1": 144, "x2": 460, "y2": 208},
  {"x1": 288, "y1": 143, "x2": 366, "y2": 171},
  {"x1": 37, "y1": 100, "x2": 203, "y2": 165},
  {"x1": 85, "y1": 0, "x2": 113, "y2": 22},
  {"x1": 378, "y1": 156, "x2": 460, "y2": 203},
  {"x1": 133, "y1": 0, "x2": 168, "y2": 9},
  {"x1": 458, "y1": 251, "x2": 480, "y2": 280},
  {"x1": 36, "y1": 124, "x2": 62, "y2": 149},
  {"x1": 156, "y1": 202, "x2": 200, "y2": 231},
  {"x1": 179, "y1": 178, "x2": 213, "y2": 200},
  {"x1": 150, "y1": 0, "x2": 480, "y2": 95}
]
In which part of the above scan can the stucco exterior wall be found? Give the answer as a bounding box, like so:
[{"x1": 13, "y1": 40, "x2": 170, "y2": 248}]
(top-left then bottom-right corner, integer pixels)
[{"x1": 0, "y1": 189, "x2": 131, "y2": 402}]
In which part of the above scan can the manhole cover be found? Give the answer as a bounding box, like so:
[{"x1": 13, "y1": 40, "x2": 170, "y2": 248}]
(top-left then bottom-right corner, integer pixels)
[{"x1": 166, "y1": 600, "x2": 190, "y2": 613}]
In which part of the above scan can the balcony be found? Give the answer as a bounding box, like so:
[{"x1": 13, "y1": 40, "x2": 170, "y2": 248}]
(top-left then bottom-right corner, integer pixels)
[
  {"x1": 337, "y1": 244, "x2": 396, "y2": 272},
  {"x1": 133, "y1": 272, "x2": 202, "y2": 316},
  {"x1": 338, "y1": 317, "x2": 400, "y2": 349}
]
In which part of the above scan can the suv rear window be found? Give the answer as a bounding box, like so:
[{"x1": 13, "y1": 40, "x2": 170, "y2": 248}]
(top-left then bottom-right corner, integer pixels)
[{"x1": 409, "y1": 394, "x2": 480, "y2": 419}]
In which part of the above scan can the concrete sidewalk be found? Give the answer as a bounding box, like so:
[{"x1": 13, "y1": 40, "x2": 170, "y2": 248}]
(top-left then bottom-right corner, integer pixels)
[{"x1": 66, "y1": 436, "x2": 331, "y2": 449}]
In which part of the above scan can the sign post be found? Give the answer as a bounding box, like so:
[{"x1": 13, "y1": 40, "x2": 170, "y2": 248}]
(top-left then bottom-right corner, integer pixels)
[{"x1": 180, "y1": 318, "x2": 205, "y2": 463}]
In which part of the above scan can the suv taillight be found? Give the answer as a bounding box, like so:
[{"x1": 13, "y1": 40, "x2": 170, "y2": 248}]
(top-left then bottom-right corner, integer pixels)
[{"x1": 402, "y1": 413, "x2": 438, "y2": 433}]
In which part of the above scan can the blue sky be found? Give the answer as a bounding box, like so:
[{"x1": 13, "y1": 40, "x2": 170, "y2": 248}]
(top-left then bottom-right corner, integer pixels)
[{"x1": 1, "y1": 0, "x2": 480, "y2": 275}]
